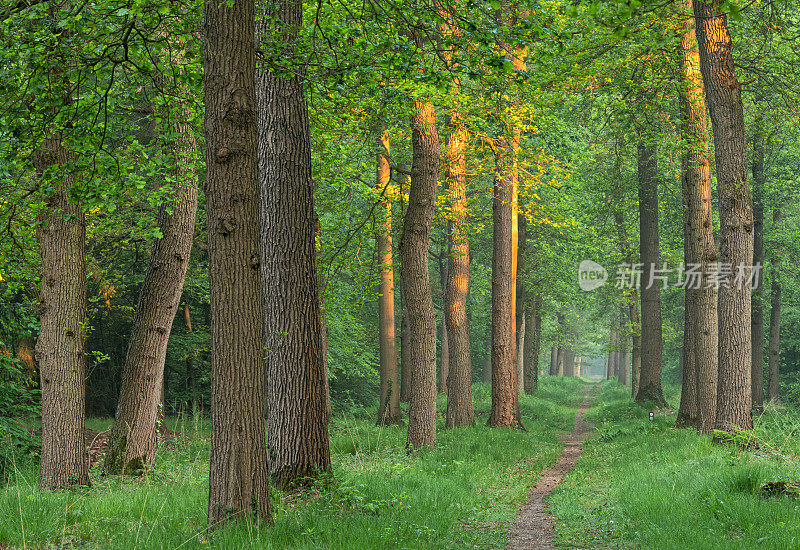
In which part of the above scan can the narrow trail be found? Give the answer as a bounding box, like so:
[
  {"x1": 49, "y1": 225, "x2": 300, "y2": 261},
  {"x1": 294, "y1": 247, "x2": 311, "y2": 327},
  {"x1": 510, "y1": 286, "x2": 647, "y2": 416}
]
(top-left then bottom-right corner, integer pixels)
[{"x1": 507, "y1": 384, "x2": 599, "y2": 550}]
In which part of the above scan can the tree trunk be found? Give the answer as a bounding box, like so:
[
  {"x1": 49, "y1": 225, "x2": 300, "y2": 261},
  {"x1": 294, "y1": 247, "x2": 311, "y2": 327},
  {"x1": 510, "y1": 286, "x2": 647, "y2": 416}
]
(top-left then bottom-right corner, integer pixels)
[
  {"x1": 105, "y1": 95, "x2": 198, "y2": 475},
  {"x1": 376, "y1": 130, "x2": 401, "y2": 425},
  {"x1": 35, "y1": 125, "x2": 90, "y2": 490},
  {"x1": 694, "y1": 0, "x2": 754, "y2": 432},
  {"x1": 550, "y1": 342, "x2": 558, "y2": 376},
  {"x1": 557, "y1": 345, "x2": 565, "y2": 377},
  {"x1": 767, "y1": 208, "x2": 782, "y2": 401},
  {"x1": 400, "y1": 298, "x2": 411, "y2": 401},
  {"x1": 619, "y1": 330, "x2": 630, "y2": 387},
  {"x1": 563, "y1": 346, "x2": 575, "y2": 377},
  {"x1": 438, "y1": 253, "x2": 449, "y2": 394},
  {"x1": 402, "y1": 98, "x2": 440, "y2": 448},
  {"x1": 483, "y1": 324, "x2": 493, "y2": 383},
  {"x1": 444, "y1": 110, "x2": 474, "y2": 428},
  {"x1": 676, "y1": 0, "x2": 718, "y2": 431},
  {"x1": 523, "y1": 295, "x2": 541, "y2": 393},
  {"x1": 515, "y1": 215, "x2": 527, "y2": 394},
  {"x1": 257, "y1": 0, "x2": 331, "y2": 484},
  {"x1": 636, "y1": 142, "x2": 665, "y2": 405},
  {"x1": 204, "y1": 0, "x2": 269, "y2": 522},
  {"x1": 489, "y1": 144, "x2": 521, "y2": 427},
  {"x1": 750, "y1": 115, "x2": 765, "y2": 414},
  {"x1": 606, "y1": 330, "x2": 616, "y2": 380}
]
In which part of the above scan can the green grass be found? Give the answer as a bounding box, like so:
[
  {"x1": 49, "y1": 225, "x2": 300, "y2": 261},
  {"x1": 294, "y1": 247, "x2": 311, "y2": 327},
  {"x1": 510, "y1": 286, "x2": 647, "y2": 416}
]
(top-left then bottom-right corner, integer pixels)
[
  {"x1": 0, "y1": 377, "x2": 588, "y2": 549},
  {"x1": 549, "y1": 381, "x2": 800, "y2": 550}
]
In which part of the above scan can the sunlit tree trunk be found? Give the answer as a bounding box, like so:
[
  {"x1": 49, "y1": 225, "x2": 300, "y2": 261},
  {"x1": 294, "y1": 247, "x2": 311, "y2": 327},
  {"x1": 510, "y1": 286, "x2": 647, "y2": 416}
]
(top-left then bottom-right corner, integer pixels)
[
  {"x1": 376, "y1": 130, "x2": 401, "y2": 425},
  {"x1": 694, "y1": 0, "x2": 754, "y2": 433},
  {"x1": 205, "y1": 0, "x2": 269, "y2": 522},
  {"x1": 258, "y1": 0, "x2": 331, "y2": 484},
  {"x1": 676, "y1": 0, "x2": 717, "y2": 430}
]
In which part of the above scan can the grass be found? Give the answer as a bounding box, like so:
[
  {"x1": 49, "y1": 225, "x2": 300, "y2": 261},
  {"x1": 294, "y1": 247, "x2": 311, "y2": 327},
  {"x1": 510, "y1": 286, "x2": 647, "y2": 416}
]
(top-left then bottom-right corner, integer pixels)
[
  {"x1": 549, "y1": 381, "x2": 800, "y2": 550},
  {"x1": 0, "y1": 377, "x2": 588, "y2": 549}
]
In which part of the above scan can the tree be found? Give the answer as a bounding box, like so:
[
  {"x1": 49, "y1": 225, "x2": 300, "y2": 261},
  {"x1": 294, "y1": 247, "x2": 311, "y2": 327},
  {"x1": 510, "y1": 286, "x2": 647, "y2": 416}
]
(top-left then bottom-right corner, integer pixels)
[
  {"x1": 376, "y1": 130, "x2": 401, "y2": 425},
  {"x1": 767, "y1": 208, "x2": 782, "y2": 401},
  {"x1": 105, "y1": 89, "x2": 199, "y2": 475},
  {"x1": 34, "y1": 0, "x2": 90, "y2": 489},
  {"x1": 636, "y1": 141, "x2": 665, "y2": 405},
  {"x1": 402, "y1": 97, "x2": 440, "y2": 448},
  {"x1": 204, "y1": 0, "x2": 269, "y2": 522},
  {"x1": 675, "y1": 0, "x2": 718, "y2": 431},
  {"x1": 750, "y1": 113, "x2": 766, "y2": 414},
  {"x1": 258, "y1": 0, "x2": 331, "y2": 484},
  {"x1": 443, "y1": 109, "x2": 474, "y2": 427},
  {"x1": 694, "y1": 0, "x2": 754, "y2": 432},
  {"x1": 523, "y1": 295, "x2": 541, "y2": 393}
]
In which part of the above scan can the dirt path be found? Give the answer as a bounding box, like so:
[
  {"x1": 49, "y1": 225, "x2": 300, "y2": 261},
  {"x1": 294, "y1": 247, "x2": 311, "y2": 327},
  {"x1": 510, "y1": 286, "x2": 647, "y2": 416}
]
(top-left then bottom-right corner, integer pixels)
[{"x1": 507, "y1": 384, "x2": 598, "y2": 550}]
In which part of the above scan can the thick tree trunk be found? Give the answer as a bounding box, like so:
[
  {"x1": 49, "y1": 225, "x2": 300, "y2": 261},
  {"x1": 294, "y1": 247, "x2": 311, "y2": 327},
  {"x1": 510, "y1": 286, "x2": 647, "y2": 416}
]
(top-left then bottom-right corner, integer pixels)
[
  {"x1": 556, "y1": 345, "x2": 565, "y2": 377},
  {"x1": 257, "y1": 0, "x2": 331, "y2": 484},
  {"x1": 694, "y1": 0, "x2": 754, "y2": 432},
  {"x1": 636, "y1": 142, "x2": 665, "y2": 405},
  {"x1": 750, "y1": 117, "x2": 765, "y2": 414},
  {"x1": 444, "y1": 110, "x2": 474, "y2": 427},
  {"x1": 767, "y1": 208, "x2": 782, "y2": 401},
  {"x1": 105, "y1": 98, "x2": 198, "y2": 475},
  {"x1": 489, "y1": 145, "x2": 521, "y2": 427},
  {"x1": 563, "y1": 346, "x2": 575, "y2": 377},
  {"x1": 204, "y1": 0, "x2": 269, "y2": 522},
  {"x1": 35, "y1": 133, "x2": 90, "y2": 490},
  {"x1": 549, "y1": 342, "x2": 558, "y2": 377},
  {"x1": 523, "y1": 297, "x2": 541, "y2": 393},
  {"x1": 402, "y1": 98, "x2": 440, "y2": 448},
  {"x1": 676, "y1": 0, "x2": 718, "y2": 430},
  {"x1": 376, "y1": 131, "x2": 401, "y2": 425}
]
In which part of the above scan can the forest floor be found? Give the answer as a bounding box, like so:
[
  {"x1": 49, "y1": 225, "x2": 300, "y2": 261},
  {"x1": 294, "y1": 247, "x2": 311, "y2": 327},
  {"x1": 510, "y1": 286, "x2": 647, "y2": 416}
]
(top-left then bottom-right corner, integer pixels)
[
  {"x1": 508, "y1": 383, "x2": 598, "y2": 550},
  {"x1": 3, "y1": 379, "x2": 800, "y2": 549}
]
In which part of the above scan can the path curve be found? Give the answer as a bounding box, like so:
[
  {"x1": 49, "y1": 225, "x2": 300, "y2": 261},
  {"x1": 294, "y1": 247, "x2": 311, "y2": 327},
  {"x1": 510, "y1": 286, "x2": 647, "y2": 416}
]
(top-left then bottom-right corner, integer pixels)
[{"x1": 507, "y1": 384, "x2": 598, "y2": 550}]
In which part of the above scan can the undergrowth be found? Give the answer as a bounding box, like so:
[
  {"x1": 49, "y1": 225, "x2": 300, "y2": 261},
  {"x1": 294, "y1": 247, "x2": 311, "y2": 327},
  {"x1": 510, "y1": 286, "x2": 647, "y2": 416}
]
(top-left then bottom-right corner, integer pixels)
[
  {"x1": 549, "y1": 380, "x2": 800, "y2": 550},
  {"x1": 0, "y1": 377, "x2": 587, "y2": 549}
]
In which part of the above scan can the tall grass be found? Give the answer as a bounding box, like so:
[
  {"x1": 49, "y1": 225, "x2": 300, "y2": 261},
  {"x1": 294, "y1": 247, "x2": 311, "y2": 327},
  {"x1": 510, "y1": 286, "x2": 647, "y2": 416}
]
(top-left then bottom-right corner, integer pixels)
[{"x1": 0, "y1": 377, "x2": 587, "y2": 549}]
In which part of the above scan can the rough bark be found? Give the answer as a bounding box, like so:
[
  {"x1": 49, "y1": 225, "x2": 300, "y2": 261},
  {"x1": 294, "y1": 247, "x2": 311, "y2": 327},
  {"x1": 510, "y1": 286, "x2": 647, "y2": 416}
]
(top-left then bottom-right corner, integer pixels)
[
  {"x1": 676, "y1": 0, "x2": 718, "y2": 430},
  {"x1": 523, "y1": 296, "x2": 541, "y2": 393},
  {"x1": 489, "y1": 144, "x2": 521, "y2": 427},
  {"x1": 767, "y1": 208, "x2": 782, "y2": 401},
  {"x1": 204, "y1": 0, "x2": 270, "y2": 522},
  {"x1": 636, "y1": 142, "x2": 665, "y2": 405},
  {"x1": 105, "y1": 92, "x2": 198, "y2": 475},
  {"x1": 694, "y1": 0, "x2": 754, "y2": 432},
  {"x1": 257, "y1": 0, "x2": 331, "y2": 484},
  {"x1": 34, "y1": 4, "x2": 90, "y2": 488},
  {"x1": 401, "y1": 98, "x2": 440, "y2": 448},
  {"x1": 376, "y1": 130, "x2": 401, "y2": 425},
  {"x1": 35, "y1": 122, "x2": 90, "y2": 490},
  {"x1": 750, "y1": 116, "x2": 765, "y2": 414},
  {"x1": 444, "y1": 109, "x2": 474, "y2": 428}
]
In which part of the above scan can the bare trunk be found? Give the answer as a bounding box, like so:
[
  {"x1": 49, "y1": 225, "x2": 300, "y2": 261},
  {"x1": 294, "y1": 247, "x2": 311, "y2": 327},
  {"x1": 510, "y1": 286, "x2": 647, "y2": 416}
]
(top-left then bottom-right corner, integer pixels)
[
  {"x1": 523, "y1": 296, "x2": 541, "y2": 393},
  {"x1": 550, "y1": 342, "x2": 558, "y2": 377},
  {"x1": 750, "y1": 116, "x2": 765, "y2": 414},
  {"x1": 205, "y1": 0, "x2": 269, "y2": 522},
  {"x1": 402, "y1": 98, "x2": 440, "y2": 448},
  {"x1": 483, "y1": 324, "x2": 493, "y2": 383},
  {"x1": 767, "y1": 208, "x2": 782, "y2": 401},
  {"x1": 258, "y1": 0, "x2": 331, "y2": 484},
  {"x1": 694, "y1": 0, "x2": 754, "y2": 432},
  {"x1": 636, "y1": 142, "x2": 665, "y2": 405},
  {"x1": 376, "y1": 131, "x2": 401, "y2": 425},
  {"x1": 438, "y1": 253, "x2": 449, "y2": 394},
  {"x1": 676, "y1": 0, "x2": 718, "y2": 431},
  {"x1": 444, "y1": 109, "x2": 474, "y2": 427}
]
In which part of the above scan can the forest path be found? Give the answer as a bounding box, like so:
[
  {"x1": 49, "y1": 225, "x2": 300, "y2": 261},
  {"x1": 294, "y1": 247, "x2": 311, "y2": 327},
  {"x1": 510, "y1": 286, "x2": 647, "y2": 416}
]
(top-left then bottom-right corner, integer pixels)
[{"x1": 507, "y1": 383, "x2": 599, "y2": 550}]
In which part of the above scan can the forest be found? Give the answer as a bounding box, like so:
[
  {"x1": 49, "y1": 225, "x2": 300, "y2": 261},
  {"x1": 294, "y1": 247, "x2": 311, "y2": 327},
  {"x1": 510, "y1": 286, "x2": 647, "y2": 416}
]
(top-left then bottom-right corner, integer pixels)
[{"x1": 1, "y1": 0, "x2": 800, "y2": 547}]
